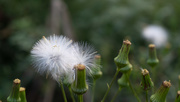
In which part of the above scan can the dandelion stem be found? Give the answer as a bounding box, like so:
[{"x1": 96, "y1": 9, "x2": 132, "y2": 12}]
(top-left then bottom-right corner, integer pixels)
[
  {"x1": 60, "y1": 81, "x2": 67, "y2": 102},
  {"x1": 68, "y1": 86, "x2": 75, "y2": 102},
  {"x1": 146, "y1": 90, "x2": 148, "y2": 102},
  {"x1": 101, "y1": 69, "x2": 120, "y2": 102},
  {"x1": 92, "y1": 80, "x2": 96, "y2": 102},
  {"x1": 78, "y1": 95, "x2": 83, "y2": 102},
  {"x1": 126, "y1": 73, "x2": 141, "y2": 102},
  {"x1": 110, "y1": 87, "x2": 121, "y2": 102}
]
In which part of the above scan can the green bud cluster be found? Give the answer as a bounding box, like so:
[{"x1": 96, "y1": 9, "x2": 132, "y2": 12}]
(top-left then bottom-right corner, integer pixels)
[
  {"x1": 147, "y1": 44, "x2": 159, "y2": 68},
  {"x1": 150, "y1": 80, "x2": 171, "y2": 102},
  {"x1": 91, "y1": 55, "x2": 103, "y2": 80},
  {"x1": 114, "y1": 40, "x2": 132, "y2": 73},
  {"x1": 140, "y1": 69, "x2": 154, "y2": 90},
  {"x1": 71, "y1": 64, "x2": 88, "y2": 95},
  {"x1": 7, "y1": 79, "x2": 27, "y2": 102},
  {"x1": 7, "y1": 79, "x2": 21, "y2": 102}
]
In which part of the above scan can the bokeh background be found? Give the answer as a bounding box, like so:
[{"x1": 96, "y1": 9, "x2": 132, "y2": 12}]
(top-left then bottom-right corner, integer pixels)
[{"x1": 1, "y1": 0, "x2": 180, "y2": 102}]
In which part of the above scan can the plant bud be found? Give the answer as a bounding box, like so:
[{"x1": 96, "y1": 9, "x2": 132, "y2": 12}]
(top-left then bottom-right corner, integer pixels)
[
  {"x1": 7, "y1": 79, "x2": 21, "y2": 102},
  {"x1": 114, "y1": 40, "x2": 131, "y2": 70},
  {"x1": 71, "y1": 64, "x2": 88, "y2": 95},
  {"x1": 147, "y1": 44, "x2": 159, "y2": 68},
  {"x1": 140, "y1": 69, "x2": 154, "y2": 90},
  {"x1": 117, "y1": 70, "x2": 131, "y2": 88},
  {"x1": 19, "y1": 87, "x2": 27, "y2": 102},
  {"x1": 150, "y1": 80, "x2": 171, "y2": 102},
  {"x1": 175, "y1": 91, "x2": 180, "y2": 102},
  {"x1": 91, "y1": 55, "x2": 103, "y2": 80}
]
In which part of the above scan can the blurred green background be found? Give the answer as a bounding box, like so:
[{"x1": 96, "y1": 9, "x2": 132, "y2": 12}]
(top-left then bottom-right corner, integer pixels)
[{"x1": 1, "y1": 0, "x2": 180, "y2": 102}]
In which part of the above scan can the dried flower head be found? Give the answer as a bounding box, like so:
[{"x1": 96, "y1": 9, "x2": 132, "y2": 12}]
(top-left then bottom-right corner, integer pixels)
[{"x1": 31, "y1": 35, "x2": 74, "y2": 81}]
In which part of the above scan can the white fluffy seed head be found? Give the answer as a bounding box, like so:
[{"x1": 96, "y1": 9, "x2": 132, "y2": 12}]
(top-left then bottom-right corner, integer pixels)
[
  {"x1": 70, "y1": 42, "x2": 97, "y2": 72},
  {"x1": 31, "y1": 35, "x2": 74, "y2": 81},
  {"x1": 142, "y1": 25, "x2": 168, "y2": 48}
]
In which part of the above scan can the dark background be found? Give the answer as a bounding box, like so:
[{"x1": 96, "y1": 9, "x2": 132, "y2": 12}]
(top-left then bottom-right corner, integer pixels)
[{"x1": 0, "y1": 0, "x2": 180, "y2": 102}]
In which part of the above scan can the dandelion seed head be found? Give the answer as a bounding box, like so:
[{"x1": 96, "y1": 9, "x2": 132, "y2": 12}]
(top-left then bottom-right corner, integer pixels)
[
  {"x1": 70, "y1": 42, "x2": 97, "y2": 72},
  {"x1": 142, "y1": 25, "x2": 168, "y2": 48},
  {"x1": 31, "y1": 35, "x2": 73, "y2": 81}
]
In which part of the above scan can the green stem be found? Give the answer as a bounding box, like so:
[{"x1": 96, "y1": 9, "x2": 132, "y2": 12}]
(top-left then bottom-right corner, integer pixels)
[
  {"x1": 126, "y1": 74, "x2": 141, "y2": 102},
  {"x1": 146, "y1": 90, "x2": 148, "y2": 102},
  {"x1": 110, "y1": 87, "x2": 122, "y2": 102},
  {"x1": 68, "y1": 86, "x2": 75, "y2": 102},
  {"x1": 78, "y1": 95, "x2": 83, "y2": 102},
  {"x1": 92, "y1": 80, "x2": 96, "y2": 102},
  {"x1": 101, "y1": 69, "x2": 120, "y2": 102},
  {"x1": 60, "y1": 81, "x2": 67, "y2": 102}
]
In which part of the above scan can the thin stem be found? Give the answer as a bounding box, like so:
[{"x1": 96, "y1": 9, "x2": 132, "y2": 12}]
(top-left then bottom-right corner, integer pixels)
[
  {"x1": 60, "y1": 81, "x2": 67, "y2": 102},
  {"x1": 110, "y1": 87, "x2": 122, "y2": 102},
  {"x1": 126, "y1": 74, "x2": 141, "y2": 102},
  {"x1": 101, "y1": 69, "x2": 120, "y2": 102},
  {"x1": 68, "y1": 86, "x2": 75, "y2": 102},
  {"x1": 78, "y1": 95, "x2": 83, "y2": 102},
  {"x1": 92, "y1": 80, "x2": 96, "y2": 102},
  {"x1": 146, "y1": 90, "x2": 148, "y2": 102}
]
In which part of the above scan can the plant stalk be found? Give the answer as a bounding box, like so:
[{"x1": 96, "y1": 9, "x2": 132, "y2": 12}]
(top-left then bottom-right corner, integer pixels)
[
  {"x1": 110, "y1": 87, "x2": 122, "y2": 102},
  {"x1": 68, "y1": 86, "x2": 75, "y2": 102},
  {"x1": 78, "y1": 95, "x2": 83, "y2": 102},
  {"x1": 92, "y1": 80, "x2": 96, "y2": 102},
  {"x1": 146, "y1": 90, "x2": 148, "y2": 102},
  {"x1": 101, "y1": 69, "x2": 120, "y2": 102},
  {"x1": 60, "y1": 81, "x2": 67, "y2": 102},
  {"x1": 126, "y1": 74, "x2": 141, "y2": 102}
]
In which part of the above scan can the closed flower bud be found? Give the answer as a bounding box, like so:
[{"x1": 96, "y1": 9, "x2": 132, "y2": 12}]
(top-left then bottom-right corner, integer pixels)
[
  {"x1": 117, "y1": 70, "x2": 131, "y2": 88},
  {"x1": 147, "y1": 44, "x2": 159, "y2": 68},
  {"x1": 140, "y1": 69, "x2": 154, "y2": 90},
  {"x1": 150, "y1": 80, "x2": 171, "y2": 102},
  {"x1": 19, "y1": 87, "x2": 27, "y2": 102},
  {"x1": 175, "y1": 91, "x2": 180, "y2": 102},
  {"x1": 91, "y1": 55, "x2": 103, "y2": 80},
  {"x1": 114, "y1": 40, "x2": 131, "y2": 70},
  {"x1": 71, "y1": 64, "x2": 88, "y2": 95},
  {"x1": 7, "y1": 79, "x2": 21, "y2": 102}
]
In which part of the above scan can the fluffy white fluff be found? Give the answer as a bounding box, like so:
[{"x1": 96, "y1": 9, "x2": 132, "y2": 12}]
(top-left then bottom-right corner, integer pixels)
[
  {"x1": 31, "y1": 35, "x2": 97, "y2": 83},
  {"x1": 142, "y1": 25, "x2": 168, "y2": 47},
  {"x1": 70, "y1": 43, "x2": 97, "y2": 72},
  {"x1": 31, "y1": 35, "x2": 74, "y2": 81}
]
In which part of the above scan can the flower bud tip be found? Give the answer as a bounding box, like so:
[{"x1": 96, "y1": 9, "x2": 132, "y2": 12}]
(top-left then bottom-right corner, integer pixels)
[
  {"x1": 13, "y1": 79, "x2": 21, "y2": 84},
  {"x1": 123, "y1": 40, "x2": 131, "y2": 45},
  {"x1": 19, "y1": 87, "x2": 25, "y2": 92},
  {"x1": 141, "y1": 69, "x2": 149, "y2": 76},
  {"x1": 95, "y1": 55, "x2": 101, "y2": 59},
  {"x1": 75, "y1": 64, "x2": 85, "y2": 70},
  {"x1": 162, "y1": 80, "x2": 171, "y2": 88},
  {"x1": 149, "y1": 44, "x2": 155, "y2": 48}
]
